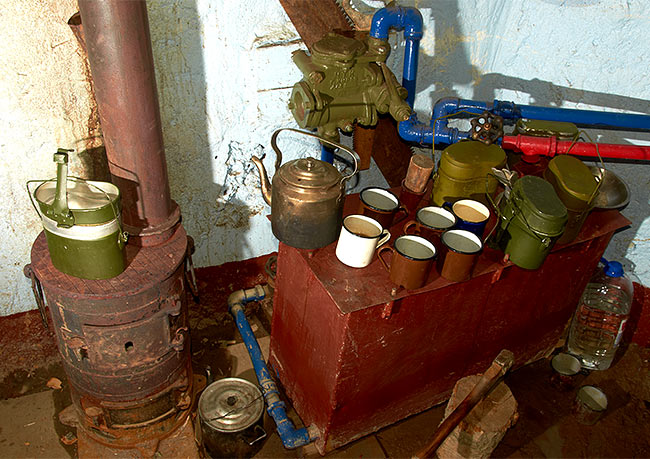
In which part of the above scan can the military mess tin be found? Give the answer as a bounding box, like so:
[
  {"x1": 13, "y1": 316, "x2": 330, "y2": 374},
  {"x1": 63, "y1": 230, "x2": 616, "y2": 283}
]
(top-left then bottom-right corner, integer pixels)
[
  {"x1": 29, "y1": 150, "x2": 127, "y2": 280},
  {"x1": 251, "y1": 128, "x2": 358, "y2": 250},
  {"x1": 431, "y1": 140, "x2": 506, "y2": 206},
  {"x1": 491, "y1": 175, "x2": 568, "y2": 270},
  {"x1": 544, "y1": 155, "x2": 599, "y2": 244}
]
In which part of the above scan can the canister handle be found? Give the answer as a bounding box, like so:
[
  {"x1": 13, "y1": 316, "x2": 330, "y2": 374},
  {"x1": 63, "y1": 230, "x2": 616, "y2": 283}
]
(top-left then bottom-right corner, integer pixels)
[{"x1": 270, "y1": 128, "x2": 359, "y2": 183}]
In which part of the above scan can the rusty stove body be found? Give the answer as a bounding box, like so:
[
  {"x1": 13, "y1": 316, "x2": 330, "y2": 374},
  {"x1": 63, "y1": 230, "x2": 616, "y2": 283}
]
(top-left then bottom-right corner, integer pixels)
[{"x1": 26, "y1": 0, "x2": 195, "y2": 453}]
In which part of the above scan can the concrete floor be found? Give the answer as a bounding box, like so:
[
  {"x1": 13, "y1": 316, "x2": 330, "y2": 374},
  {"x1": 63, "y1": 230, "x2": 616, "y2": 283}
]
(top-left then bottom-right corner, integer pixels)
[{"x1": 1, "y1": 333, "x2": 649, "y2": 458}]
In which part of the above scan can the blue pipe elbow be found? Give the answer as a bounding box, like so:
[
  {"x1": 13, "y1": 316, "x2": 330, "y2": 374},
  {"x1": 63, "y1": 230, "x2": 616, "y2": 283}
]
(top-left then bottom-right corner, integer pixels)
[
  {"x1": 370, "y1": 6, "x2": 423, "y2": 40},
  {"x1": 399, "y1": 114, "x2": 433, "y2": 145},
  {"x1": 371, "y1": 6, "x2": 423, "y2": 108}
]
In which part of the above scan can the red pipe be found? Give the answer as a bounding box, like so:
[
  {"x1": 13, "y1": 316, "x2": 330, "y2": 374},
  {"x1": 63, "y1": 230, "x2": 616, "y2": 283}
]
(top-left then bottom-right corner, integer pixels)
[
  {"x1": 78, "y1": 0, "x2": 180, "y2": 245},
  {"x1": 502, "y1": 134, "x2": 650, "y2": 163}
]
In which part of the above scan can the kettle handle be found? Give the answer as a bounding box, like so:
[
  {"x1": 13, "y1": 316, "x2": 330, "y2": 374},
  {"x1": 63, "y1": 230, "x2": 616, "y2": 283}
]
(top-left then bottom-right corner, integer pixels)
[{"x1": 270, "y1": 128, "x2": 359, "y2": 183}]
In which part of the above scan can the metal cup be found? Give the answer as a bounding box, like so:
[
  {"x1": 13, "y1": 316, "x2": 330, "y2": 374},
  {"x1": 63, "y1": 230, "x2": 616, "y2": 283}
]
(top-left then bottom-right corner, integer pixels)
[
  {"x1": 439, "y1": 229, "x2": 483, "y2": 282},
  {"x1": 573, "y1": 385, "x2": 608, "y2": 425},
  {"x1": 444, "y1": 199, "x2": 491, "y2": 238},
  {"x1": 377, "y1": 235, "x2": 437, "y2": 290},
  {"x1": 336, "y1": 215, "x2": 391, "y2": 268},
  {"x1": 359, "y1": 187, "x2": 409, "y2": 229},
  {"x1": 403, "y1": 206, "x2": 456, "y2": 247},
  {"x1": 550, "y1": 353, "x2": 582, "y2": 390}
]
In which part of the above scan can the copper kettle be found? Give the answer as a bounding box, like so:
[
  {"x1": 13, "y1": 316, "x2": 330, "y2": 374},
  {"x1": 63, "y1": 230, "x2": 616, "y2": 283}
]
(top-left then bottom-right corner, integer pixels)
[{"x1": 251, "y1": 128, "x2": 358, "y2": 249}]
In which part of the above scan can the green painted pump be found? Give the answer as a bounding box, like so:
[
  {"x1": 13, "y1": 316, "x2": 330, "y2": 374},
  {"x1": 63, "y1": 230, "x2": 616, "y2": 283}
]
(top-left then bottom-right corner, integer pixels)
[
  {"x1": 29, "y1": 150, "x2": 127, "y2": 279},
  {"x1": 289, "y1": 33, "x2": 412, "y2": 144}
]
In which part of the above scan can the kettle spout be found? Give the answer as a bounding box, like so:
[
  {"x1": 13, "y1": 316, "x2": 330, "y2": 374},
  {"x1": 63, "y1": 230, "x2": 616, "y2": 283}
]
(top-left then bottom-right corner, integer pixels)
[{"x1": 251, "y1": 155, "x2": 272, "y2": 206}]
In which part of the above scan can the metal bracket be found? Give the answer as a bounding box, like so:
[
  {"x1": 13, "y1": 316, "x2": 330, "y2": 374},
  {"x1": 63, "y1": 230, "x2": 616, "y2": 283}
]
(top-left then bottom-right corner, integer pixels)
[{"x1": 24, "y1": 264, "x2": 48, "y2": 329}]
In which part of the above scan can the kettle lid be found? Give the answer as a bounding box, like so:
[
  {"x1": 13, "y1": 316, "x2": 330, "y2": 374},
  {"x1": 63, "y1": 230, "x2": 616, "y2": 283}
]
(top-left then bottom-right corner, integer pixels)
[{"x1": 278, "y1": 157, "x2": 342, "y2": 189}]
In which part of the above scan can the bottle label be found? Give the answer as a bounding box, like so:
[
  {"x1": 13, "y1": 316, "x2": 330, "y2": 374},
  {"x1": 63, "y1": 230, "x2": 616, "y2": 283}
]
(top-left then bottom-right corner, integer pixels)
[{"x1": 614, "y1": 318, "x2": 628, "y2": 346}]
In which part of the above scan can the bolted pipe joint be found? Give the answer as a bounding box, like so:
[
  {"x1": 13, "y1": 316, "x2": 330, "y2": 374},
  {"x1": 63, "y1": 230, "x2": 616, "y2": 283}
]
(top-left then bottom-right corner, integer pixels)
[{"x1": 399, "y1": 114, "x2": 434, "y2": 145}]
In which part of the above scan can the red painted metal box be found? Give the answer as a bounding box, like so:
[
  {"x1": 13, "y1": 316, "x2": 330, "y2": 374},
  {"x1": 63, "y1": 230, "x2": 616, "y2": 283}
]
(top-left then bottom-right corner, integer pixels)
[{"x1": 269, "y1": 198, "x2": 629, "y2": 454}]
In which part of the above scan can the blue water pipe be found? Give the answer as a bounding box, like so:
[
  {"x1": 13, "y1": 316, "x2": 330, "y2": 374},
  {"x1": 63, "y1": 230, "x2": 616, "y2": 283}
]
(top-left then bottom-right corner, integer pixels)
[
  {"x1": 399, "y1": 96, "x2": 650, "y2": 147},
  {"x1": 370, "y1": 6, "x2": 423, "y2": 108},
  {"x1": 321, "y1": 144, "x2": 335, "y2": 163},
  {"x1": 227, "y1": 285, "x2": 316, "y2": 450},
  {"x1": 368, "y1": 3, "x2": 650, "y2": 147}
]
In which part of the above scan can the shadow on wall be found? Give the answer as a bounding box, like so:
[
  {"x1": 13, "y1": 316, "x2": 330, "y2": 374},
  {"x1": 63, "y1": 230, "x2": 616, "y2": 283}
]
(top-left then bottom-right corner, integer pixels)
[
  {"x1": 394, "y1": 0, "x2": 650, "y2": 282},
  {"x1": 147, "y1": 1, "x2": 262, "y2": 266}
]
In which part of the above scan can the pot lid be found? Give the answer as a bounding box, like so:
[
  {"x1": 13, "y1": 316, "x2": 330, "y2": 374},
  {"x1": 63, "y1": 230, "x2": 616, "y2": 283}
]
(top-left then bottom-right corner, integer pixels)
[
  {"x1": 34, "y1": 179, "x2": 121, "y2": 225},
  {"x1": 278, "y1": 158, "x2": 341, "y2": 189},
  {"x1": 440, "y1": 141, "x2": 506, "y2": 180},
  {"x1": 198, "y1": 378, "x2": 264, "y2": 433},
  {"x1": 545, "y1": 155, "x2": 599, "y2": 205}
]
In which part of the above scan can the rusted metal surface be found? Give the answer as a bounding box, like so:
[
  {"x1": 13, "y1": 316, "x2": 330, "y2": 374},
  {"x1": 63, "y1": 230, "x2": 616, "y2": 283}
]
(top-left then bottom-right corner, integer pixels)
[
  {"x1": 269, "y1": 190, "x2": 629, "y2": 454},
  {"x1": 279, "y1": 0, "x2": 352, "y2": 49},
  {"x1": 77, "y1": 0, "x2": 180, "y2": 245},
  {"x1": 353, "y1": 116, "x2": 414, "y2": 185},
  {"x1": 30, "y1": 227, "x2": 193, "y2": 448}
]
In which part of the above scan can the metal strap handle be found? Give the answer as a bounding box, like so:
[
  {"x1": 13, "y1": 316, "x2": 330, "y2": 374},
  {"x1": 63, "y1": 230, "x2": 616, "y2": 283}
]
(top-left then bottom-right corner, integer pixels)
[
  {"x1": 270, "y1": 128, "x2": 359, "y2": 182},
  {"x1": 24, "y1": 265, "x2": 48, "y2": 329},
  {"x1": 27, "y1": 177, "x2": 128, "y2": 245}
]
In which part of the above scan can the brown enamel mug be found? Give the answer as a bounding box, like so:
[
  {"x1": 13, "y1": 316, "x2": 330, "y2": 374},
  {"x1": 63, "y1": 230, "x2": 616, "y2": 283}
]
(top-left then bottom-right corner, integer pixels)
[
  {"x1": 377, "y1": 235, "x2": 437, "y2": 290},
  {"x1": 359, "y1": 187, "x2": 409, "y2": 229},
  {"x1": 403, "y1": 206, "x2": 456, "y2": 247},
  {"x1": 439, "y1": 229, "x2": 483, "y2": 282},
  {"x1": 399, "y1": 179, "x2": 427, "y2": 213}
]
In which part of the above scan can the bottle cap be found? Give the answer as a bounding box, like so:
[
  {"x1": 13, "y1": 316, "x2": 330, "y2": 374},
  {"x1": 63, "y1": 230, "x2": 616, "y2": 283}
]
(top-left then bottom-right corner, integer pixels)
[{"x1": 601, "y1": 258, "x2": 624, "y2": 278}]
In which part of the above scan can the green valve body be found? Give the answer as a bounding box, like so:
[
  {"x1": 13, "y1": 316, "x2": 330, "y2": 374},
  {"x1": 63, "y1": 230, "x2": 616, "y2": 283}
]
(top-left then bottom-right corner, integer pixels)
[{"x1": 289, "y1": 33, "x2": 411, "y2": 143}]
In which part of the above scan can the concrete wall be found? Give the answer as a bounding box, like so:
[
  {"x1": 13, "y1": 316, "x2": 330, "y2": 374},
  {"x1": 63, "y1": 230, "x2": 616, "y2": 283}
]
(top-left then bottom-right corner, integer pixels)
[
  {"x1": 0, "y1": 0, "x2": 102, "y2": 315},
  {"x1": 3, "y1": 0, "x2": 649, "y2": 315}
]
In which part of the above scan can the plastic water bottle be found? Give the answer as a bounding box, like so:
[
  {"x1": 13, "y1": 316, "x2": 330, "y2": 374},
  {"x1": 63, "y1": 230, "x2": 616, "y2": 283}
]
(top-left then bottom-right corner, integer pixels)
[{"x1": 567, "y1": 258, "x2": 633, "y2": 370}]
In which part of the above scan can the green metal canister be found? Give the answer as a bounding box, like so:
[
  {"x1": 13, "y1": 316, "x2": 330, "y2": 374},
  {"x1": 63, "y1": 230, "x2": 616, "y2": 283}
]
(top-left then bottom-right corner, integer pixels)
[
  {"x1": 431, "y1": 141, "x2": 506, "y2": 206},
  {"x1": 29, "y1": 151, "x2": 127, "y2": 279},
  {"x1": 492, "y1": 175, "x2": 567, "y2": 270},
  {"x1": 543, "y1": 155, "x2": 599, "y2": 244}
]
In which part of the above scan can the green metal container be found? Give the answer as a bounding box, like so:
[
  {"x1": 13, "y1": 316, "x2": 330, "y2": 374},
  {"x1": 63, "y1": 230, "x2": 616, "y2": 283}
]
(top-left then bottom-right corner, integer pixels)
[
  {"x1": 431, "y1": 141, "x2": 506, "y2": 206},
  {"x1": 492, "y1": 175, "x2": 567, "y2": 270},
  {"x1": 513, "y1": 119, "x2": 579, "y2": 141},
  {"x1": 543, "y1": 155, "x2": 599, "y2": 244},
  {"x1": 30, "y1": 151, "x2": 127, "y2": 279}
]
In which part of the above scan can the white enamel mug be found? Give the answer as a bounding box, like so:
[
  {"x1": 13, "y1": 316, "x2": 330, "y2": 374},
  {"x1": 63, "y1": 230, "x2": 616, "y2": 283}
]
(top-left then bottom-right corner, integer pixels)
[{"x1": 336, "y1": 215, "x2": 391, "y2": 268}]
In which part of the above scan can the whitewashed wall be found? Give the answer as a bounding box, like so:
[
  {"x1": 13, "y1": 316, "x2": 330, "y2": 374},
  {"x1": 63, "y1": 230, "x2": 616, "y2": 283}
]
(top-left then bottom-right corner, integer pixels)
[{"x1": 3, "y1": 0, "x2": 649, "y2": 315}]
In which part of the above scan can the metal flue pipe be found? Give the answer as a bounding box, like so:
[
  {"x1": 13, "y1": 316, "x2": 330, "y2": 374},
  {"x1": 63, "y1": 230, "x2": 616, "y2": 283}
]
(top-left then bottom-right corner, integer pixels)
[{"x1": 77, "y1": 0, "x2": 180, "y2": 245}]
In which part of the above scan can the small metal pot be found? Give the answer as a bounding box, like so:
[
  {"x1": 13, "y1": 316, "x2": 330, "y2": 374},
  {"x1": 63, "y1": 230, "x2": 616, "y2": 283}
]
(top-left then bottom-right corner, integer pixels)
[
  {"x1": 251, "y1": 128, "x2": 358, "y2": 249},
  {"x1": 198, "y1": 378, "x2": 266, "y2": 459}
]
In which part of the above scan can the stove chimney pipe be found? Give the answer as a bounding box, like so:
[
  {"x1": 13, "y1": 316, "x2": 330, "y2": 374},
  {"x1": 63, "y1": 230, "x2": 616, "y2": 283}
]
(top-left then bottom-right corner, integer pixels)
[{"x1": 77, "y1": 0, "x2": 180, "y2": 245}]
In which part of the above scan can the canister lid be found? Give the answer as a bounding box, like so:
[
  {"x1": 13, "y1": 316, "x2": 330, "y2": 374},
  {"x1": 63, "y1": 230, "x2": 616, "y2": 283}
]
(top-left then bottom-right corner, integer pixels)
[
  {"x1": 511, "y1": 175, "x2": 567, "y2": 235},
  {"x1": 278, "y1": 157, "x2": 341, "y2": 190},
  {"x1": 440, "y1": 141, "x2": 506, "y2": 180},
  {"x1": 34, "y1": 179, "x2": 121, "y2": 225},
  {"x1": 545, "y1": 156, "x2": 599, "y2": 207},
  {"x1": 198, "y1": 378, "x2": 264, "y2": 433}
]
